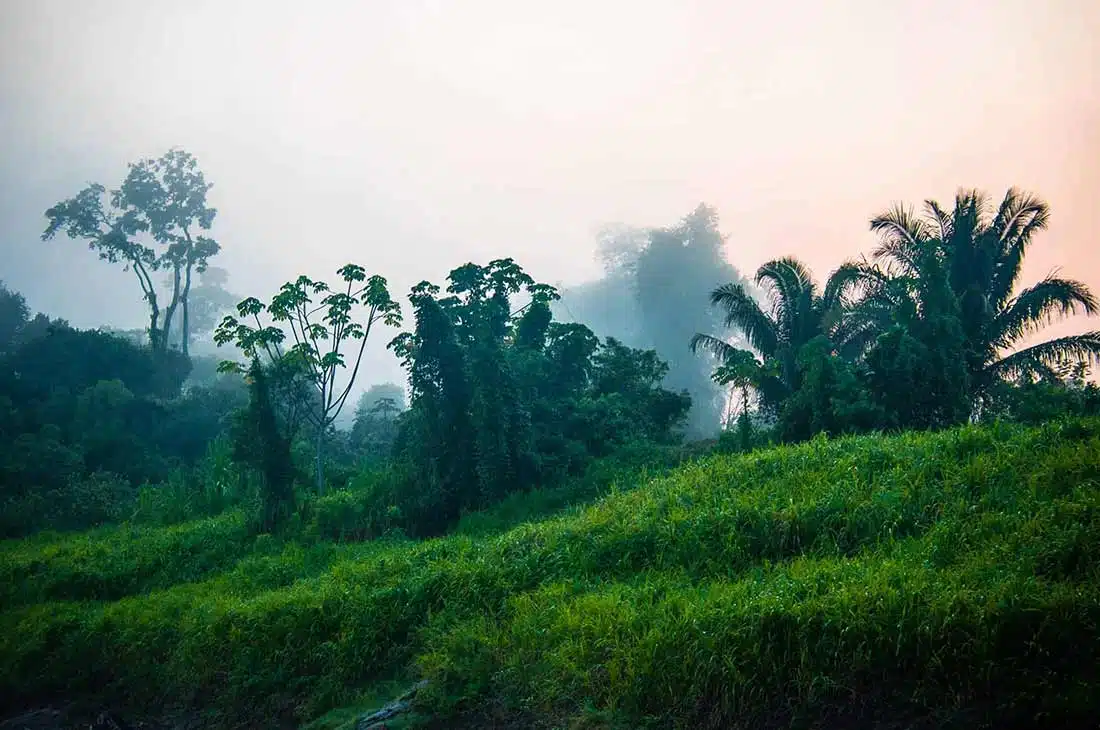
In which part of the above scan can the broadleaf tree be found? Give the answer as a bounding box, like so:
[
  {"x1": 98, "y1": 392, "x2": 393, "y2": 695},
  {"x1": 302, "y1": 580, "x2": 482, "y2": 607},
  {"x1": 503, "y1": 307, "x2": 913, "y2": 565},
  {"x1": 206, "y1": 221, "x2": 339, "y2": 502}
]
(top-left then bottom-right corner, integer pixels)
[
  {"x1": 214, "y1": 264, "x2": 401, "y2": 493},
  {"x1": 42, "y1": 148, "x2": 219, "y2": 354}
]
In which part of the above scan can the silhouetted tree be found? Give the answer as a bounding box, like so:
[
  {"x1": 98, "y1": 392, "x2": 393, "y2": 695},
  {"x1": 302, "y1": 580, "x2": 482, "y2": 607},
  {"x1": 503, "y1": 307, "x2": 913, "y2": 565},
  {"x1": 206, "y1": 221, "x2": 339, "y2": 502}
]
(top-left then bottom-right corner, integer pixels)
[{"x1": 43, "y1": 148, "x2": 220, "y2": 354}]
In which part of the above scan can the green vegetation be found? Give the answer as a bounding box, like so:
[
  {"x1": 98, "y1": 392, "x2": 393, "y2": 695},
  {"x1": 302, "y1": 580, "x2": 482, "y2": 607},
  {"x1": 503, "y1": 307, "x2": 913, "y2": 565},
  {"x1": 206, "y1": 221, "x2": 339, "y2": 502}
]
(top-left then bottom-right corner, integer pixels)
[
  {"x1": 3, "y1": 419, "x2": 1099, "y2": 728},
  {"x1": 4, "y1": 150, "x2": 1100, "y2": 726}
]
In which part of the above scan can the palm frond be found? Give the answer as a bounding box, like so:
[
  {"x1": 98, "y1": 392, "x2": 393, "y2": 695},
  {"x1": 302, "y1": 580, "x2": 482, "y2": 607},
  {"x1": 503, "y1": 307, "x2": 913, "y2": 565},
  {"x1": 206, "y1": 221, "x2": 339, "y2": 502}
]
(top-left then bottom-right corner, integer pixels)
[
  {"x1": 989, "y1": 191, "x2": 1050, "y2": 310},
  {"x1": 820, "y1": 260, "x2": 871, "y2": 311},
  {"x1": 869, "y1": 204, "x2": 933, "y2": 276},
  {"x1": 754, "y1": 257, "x2": 817, "y2": 345},
  {"x1": 689, "y1": 332, "x2": 739, "y2": 359},
  {"x1": 987, "y1": 331, "x2": 1100, "y2": 381},
  {"x1": 923, "y1": 199, "x2": 954, "y2": 241},
  {"x1": 993, "y1": 188, "x2": 1049, "y2": 247},
  {"x1": 708, "y1": 282, "x2": 780, "y2": 358},
  {"x1": 755, "y1": 257, "x2": 817, "y2": 303},
  {"x1": 991, "y1": 275, "x2": 1100, "y2": 351}
]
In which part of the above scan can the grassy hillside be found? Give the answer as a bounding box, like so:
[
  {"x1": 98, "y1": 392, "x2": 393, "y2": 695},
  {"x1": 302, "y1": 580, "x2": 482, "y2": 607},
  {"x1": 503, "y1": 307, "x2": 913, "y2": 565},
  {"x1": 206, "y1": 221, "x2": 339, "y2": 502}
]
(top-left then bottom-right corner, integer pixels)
[{"x1": 3, "y1": 419, "x2": 1100, "y2": 729}]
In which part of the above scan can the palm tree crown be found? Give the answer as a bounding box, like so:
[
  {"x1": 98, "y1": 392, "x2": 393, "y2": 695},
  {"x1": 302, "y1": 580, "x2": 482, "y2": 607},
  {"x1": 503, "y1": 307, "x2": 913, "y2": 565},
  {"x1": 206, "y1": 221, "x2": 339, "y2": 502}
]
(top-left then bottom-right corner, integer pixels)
[
  {"x1": 865, "y1": 188, "x2": 1100, "y2": 396},
  {"x1": 691, "y1": 257, "x2": 863, "y2": 411}
]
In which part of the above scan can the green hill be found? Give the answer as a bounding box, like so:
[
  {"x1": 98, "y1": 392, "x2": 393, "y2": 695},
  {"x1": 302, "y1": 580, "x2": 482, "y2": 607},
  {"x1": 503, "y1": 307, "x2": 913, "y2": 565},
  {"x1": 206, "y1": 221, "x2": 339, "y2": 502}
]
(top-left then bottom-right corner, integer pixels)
[{"x1": 3, "y1": 418, "x2": 1099, "y2": 729}]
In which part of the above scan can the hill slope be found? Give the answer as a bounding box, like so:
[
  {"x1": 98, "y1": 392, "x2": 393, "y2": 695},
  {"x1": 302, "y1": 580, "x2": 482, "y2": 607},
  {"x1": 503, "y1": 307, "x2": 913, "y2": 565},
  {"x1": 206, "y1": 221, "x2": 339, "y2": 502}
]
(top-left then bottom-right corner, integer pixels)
[{"x1": 3, "y1": 419, "x2": 1100, "y2": 729}]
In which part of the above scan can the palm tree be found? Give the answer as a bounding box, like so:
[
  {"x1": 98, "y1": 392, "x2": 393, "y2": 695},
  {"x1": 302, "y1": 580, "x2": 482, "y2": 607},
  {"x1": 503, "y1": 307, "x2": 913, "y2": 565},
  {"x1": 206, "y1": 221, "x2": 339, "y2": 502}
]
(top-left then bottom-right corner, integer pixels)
[
  {"x1": 864, "y1": 188, "x2": 1100, "y2": 399},
  {"x1": 690, "y1": 257, "x2": 864, "y2": 414}
]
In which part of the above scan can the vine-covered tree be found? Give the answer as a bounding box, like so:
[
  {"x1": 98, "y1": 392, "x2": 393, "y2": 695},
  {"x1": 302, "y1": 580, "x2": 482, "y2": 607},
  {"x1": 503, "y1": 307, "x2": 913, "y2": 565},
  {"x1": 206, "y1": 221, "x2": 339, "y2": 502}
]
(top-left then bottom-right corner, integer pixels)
[
  {"x1": 230, "y1": 359, "x2": 296, "y2": 532},
  {"x1": 389, "y1": 258, "x2": 690, "y2": 534}
]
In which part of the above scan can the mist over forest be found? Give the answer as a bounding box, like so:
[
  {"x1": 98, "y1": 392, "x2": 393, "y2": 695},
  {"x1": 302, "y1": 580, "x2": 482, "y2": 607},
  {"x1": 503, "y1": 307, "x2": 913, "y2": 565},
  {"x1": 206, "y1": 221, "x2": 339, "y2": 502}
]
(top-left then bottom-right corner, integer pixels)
[{"x1": 3, "y1": 2, "x2": 1100, "y2": 729}]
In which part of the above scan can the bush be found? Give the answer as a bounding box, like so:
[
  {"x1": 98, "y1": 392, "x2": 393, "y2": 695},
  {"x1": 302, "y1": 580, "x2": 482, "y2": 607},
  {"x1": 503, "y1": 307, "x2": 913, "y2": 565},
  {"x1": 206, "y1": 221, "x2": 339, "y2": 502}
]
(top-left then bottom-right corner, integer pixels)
[
  {"x1": 308, "y1": 469, "x2": 404, "y2": 542},
  {"x1": 131, "y1": 438, "x2": 252, "y2": 527},
  {"x1": 0, "y1": 471, "x2": 134, "y2": 538}
]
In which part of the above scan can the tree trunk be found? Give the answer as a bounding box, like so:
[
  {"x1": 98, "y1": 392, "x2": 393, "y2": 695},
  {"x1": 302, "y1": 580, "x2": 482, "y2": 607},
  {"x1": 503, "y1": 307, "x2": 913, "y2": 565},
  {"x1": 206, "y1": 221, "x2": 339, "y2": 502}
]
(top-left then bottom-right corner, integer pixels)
[
  {"x1": 147, "y1": 306, "x2": 161, "y2": 351},
  {"x1": 181, "y1": 262, "x2": 194, "y2": 357},
  {"x1": 315, "y1": 426, "x2": 325, "y2": 495},
  {"x1": 161, "y1": 265, "x2": 182, "y2": 352}
]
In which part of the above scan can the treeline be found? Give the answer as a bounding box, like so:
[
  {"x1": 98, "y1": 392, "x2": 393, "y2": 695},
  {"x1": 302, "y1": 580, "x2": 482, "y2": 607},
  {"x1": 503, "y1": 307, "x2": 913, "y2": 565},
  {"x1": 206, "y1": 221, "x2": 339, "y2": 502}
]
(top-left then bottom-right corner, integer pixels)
[
  {"x1": 3, "y1": 147, "x2": 1098, "y2": 540},
  {"x1": 0, "y1": 289, "x2": 247, "y2": 535}
]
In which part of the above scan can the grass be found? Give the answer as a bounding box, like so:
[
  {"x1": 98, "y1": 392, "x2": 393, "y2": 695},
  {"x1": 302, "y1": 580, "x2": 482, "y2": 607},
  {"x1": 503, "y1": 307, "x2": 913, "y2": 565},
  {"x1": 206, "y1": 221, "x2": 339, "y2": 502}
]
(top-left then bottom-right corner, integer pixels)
[{"x1": 2, "y1": 418, "x2": 1099, "y2": 728}]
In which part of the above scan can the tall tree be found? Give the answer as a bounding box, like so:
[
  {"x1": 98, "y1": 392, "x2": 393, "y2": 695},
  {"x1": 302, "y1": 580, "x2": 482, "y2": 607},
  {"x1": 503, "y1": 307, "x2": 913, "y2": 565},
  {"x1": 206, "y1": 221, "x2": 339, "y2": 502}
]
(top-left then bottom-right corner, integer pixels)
[
  {"x1": 690, "y1": 257, "x2": 862, "y2": 416},
  {"x1": 632, "y1": 204, "x2": 748, "y2": 437},
  {"x1": 0, "y1": 282, "x2": 30, "y2": 355},
  {"x1": 864, "y1": 188, "x2": 1100, "y2": 405},
  {"x1": 43, "y1": 148, "x2": 219, "y2": 354},
  {"x1": 214, "y1": 264, "x2": 401, "y2": 493},
  {"x1": 556, "y1": 205, "x2": 749, "y2": 438},
  {"x1": 169, "y1": 266, "x2": 239, "y2": 352},
  {"x1": 390, "y1": 258, "x2": 689, "y2": 534},
  {"x1": 350, "y1": 382, "x2": 406, "y2": 462}
]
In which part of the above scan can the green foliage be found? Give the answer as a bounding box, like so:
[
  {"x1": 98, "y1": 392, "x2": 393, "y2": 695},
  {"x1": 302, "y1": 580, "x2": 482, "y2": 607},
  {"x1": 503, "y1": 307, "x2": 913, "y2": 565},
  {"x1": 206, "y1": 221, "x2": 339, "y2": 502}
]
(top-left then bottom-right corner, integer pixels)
[
  {"x1": 981, "y1": 362, "x2": 1100, "y2": 425},
  {"x1": 306, "y1": 468, "x2": 405, "y2": 543},
  {"x1": 2, "y1": 420, "x2": 1099, "y2": 728},
  {"x1": 0, "y1": 471, "x2": 134, "y2": 539},
  {"x1": 131, "y1": 437, "x2": 253, "y2": 526},
  {"x1": 777, "y1": 335, "x2": 881, "y2": 441},
  {"x1": 692, "y1": 257, "x2": 865, "y2": 423},
  {"x1": 215, "y1": 263, "x2": 402, "y2": 492},
  {"x1": 0, "y1": 281, "x2": 31, "y2": 356},
  {"x1": 863, "y1": 188, "x2": 1100, "y2": 403},
  {"x1": 3, "y1": 325, "x2": 191, "y2": 402},
  {"x1": 691, "y1": 188, "x2": 1100, "y2": 443},
  {"x1": 230, "y1": 360, "x2": 298, "y2": 533},
  {"x1": 388, "y1": 259, "x2": 689, "y2": 535},
  {"x1": 0, "y1": 318, "x2": 247, "y2": 536},
  {"x1": 341, "y1": 382, "x2": 406, "y2": 477},
  {"x1": 0, "y1": 510, "x2": 256, "y2": 608}
]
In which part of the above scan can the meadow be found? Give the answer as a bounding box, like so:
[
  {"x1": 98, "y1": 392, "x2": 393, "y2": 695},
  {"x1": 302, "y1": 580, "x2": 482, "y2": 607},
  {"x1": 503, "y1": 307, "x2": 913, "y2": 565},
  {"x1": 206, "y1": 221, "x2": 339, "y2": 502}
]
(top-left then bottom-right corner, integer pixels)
[{"x1": 3, "y1": 417, "x2": 1098, "y2": 729}]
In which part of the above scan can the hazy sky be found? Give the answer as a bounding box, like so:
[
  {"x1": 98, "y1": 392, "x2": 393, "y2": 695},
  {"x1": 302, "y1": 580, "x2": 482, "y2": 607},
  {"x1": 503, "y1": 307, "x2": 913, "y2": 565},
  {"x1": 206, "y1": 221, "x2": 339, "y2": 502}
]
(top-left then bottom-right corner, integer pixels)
[{"x1": 2, "y1": 0, "x2": 1098, "y2": 385}]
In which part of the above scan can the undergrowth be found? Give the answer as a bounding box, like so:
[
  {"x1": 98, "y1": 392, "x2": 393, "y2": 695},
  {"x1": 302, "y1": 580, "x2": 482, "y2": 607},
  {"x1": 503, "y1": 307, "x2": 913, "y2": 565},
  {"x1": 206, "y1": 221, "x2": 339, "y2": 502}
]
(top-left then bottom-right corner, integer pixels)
[{"x1": 2, "y1": 418, "x2": 1099, "y2": 728}]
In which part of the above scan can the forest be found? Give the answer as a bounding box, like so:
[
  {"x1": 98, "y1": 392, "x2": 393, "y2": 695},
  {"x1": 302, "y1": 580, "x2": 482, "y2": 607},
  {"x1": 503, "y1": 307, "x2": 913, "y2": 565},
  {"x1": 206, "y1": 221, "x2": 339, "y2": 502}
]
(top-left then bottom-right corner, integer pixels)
[{"x1": 2, "y1": 148, "x2": 1100, "y2": 729}]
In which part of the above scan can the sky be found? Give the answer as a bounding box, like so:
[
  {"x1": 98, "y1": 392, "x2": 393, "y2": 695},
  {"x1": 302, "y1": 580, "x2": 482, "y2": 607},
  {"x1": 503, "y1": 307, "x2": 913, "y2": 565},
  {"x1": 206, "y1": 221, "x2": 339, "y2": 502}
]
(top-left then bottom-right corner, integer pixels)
[{"x1": 1, "y1": 0, "x2": 1098, "y2": 388}]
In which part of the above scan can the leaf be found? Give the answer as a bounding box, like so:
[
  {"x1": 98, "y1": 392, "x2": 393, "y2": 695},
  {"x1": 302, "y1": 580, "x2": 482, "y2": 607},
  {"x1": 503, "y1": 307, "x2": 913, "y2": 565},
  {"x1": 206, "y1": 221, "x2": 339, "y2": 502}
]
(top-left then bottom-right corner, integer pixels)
[{"x1": 338, "y1": 263, "x2": 367, "y2": 282}]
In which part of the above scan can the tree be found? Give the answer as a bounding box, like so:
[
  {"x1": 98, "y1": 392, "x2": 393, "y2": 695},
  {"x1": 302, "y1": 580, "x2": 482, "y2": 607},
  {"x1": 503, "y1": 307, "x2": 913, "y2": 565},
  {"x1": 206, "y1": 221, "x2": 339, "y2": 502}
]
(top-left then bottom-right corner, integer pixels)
[
  {"x1": 690, "y1": 257, "x2": 862, "y2": 417},
  {"x1": 555, "y1": 205, "x2": 749, "y2": 438},
  {"x1": 777, "y1": 336, "x2": 881, "y2": 441},
  {"x1": 350, "y1": 382, "x2": 406, "y2": 463},
  {"x1": 390, "y1": 259, "x2": 555, "y2": 515},
  {"x1": 2, "y1": 326, "x2": 191, "y2": 403},
  {"x1": 864, "y1": 188, "x2": 1100, "y2": 406},
  {"x1": 43, "y1": 148, "x2": 220, "y2": 354},
  {"x1": 230, "y1": 360, "x2": 296, "y2": 532},
  {"x1": 214, "y1": 264, "x2": 401, "y2": 493},
  {"x1": 630, "y1": 205, "x2": 748, "y2": 437},
  {"x1": 170, "y1": 266, "x2": 239, "y2": 352},
  {"x1": 0, "y1": 282, "x2": 30, "y2": 354},
  {"x1": 389, "y1": 258, "x2": 691, "y2": 534}
]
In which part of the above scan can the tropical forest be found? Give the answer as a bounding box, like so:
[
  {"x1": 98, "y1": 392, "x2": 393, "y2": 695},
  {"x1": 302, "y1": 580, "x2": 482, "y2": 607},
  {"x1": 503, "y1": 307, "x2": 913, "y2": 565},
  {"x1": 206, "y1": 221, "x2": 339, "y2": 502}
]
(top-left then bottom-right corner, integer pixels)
[{"x1": 3, "y1": 3, "x2": 1100, "y2": 729}]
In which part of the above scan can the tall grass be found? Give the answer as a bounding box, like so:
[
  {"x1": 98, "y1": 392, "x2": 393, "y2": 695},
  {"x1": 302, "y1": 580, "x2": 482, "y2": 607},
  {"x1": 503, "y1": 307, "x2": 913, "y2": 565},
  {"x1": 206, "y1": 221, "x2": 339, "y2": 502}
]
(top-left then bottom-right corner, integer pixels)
[{"x1": 2, "y1": 419, "x2": 1098, "y2": 728}]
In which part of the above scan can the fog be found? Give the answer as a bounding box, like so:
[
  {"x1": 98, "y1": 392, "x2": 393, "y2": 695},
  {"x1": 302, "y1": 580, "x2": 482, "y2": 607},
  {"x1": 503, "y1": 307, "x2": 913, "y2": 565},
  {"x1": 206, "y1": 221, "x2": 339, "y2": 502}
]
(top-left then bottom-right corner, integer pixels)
[{"x1": 2, "y1": 0, "x2": 1098, "y2": 395}]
